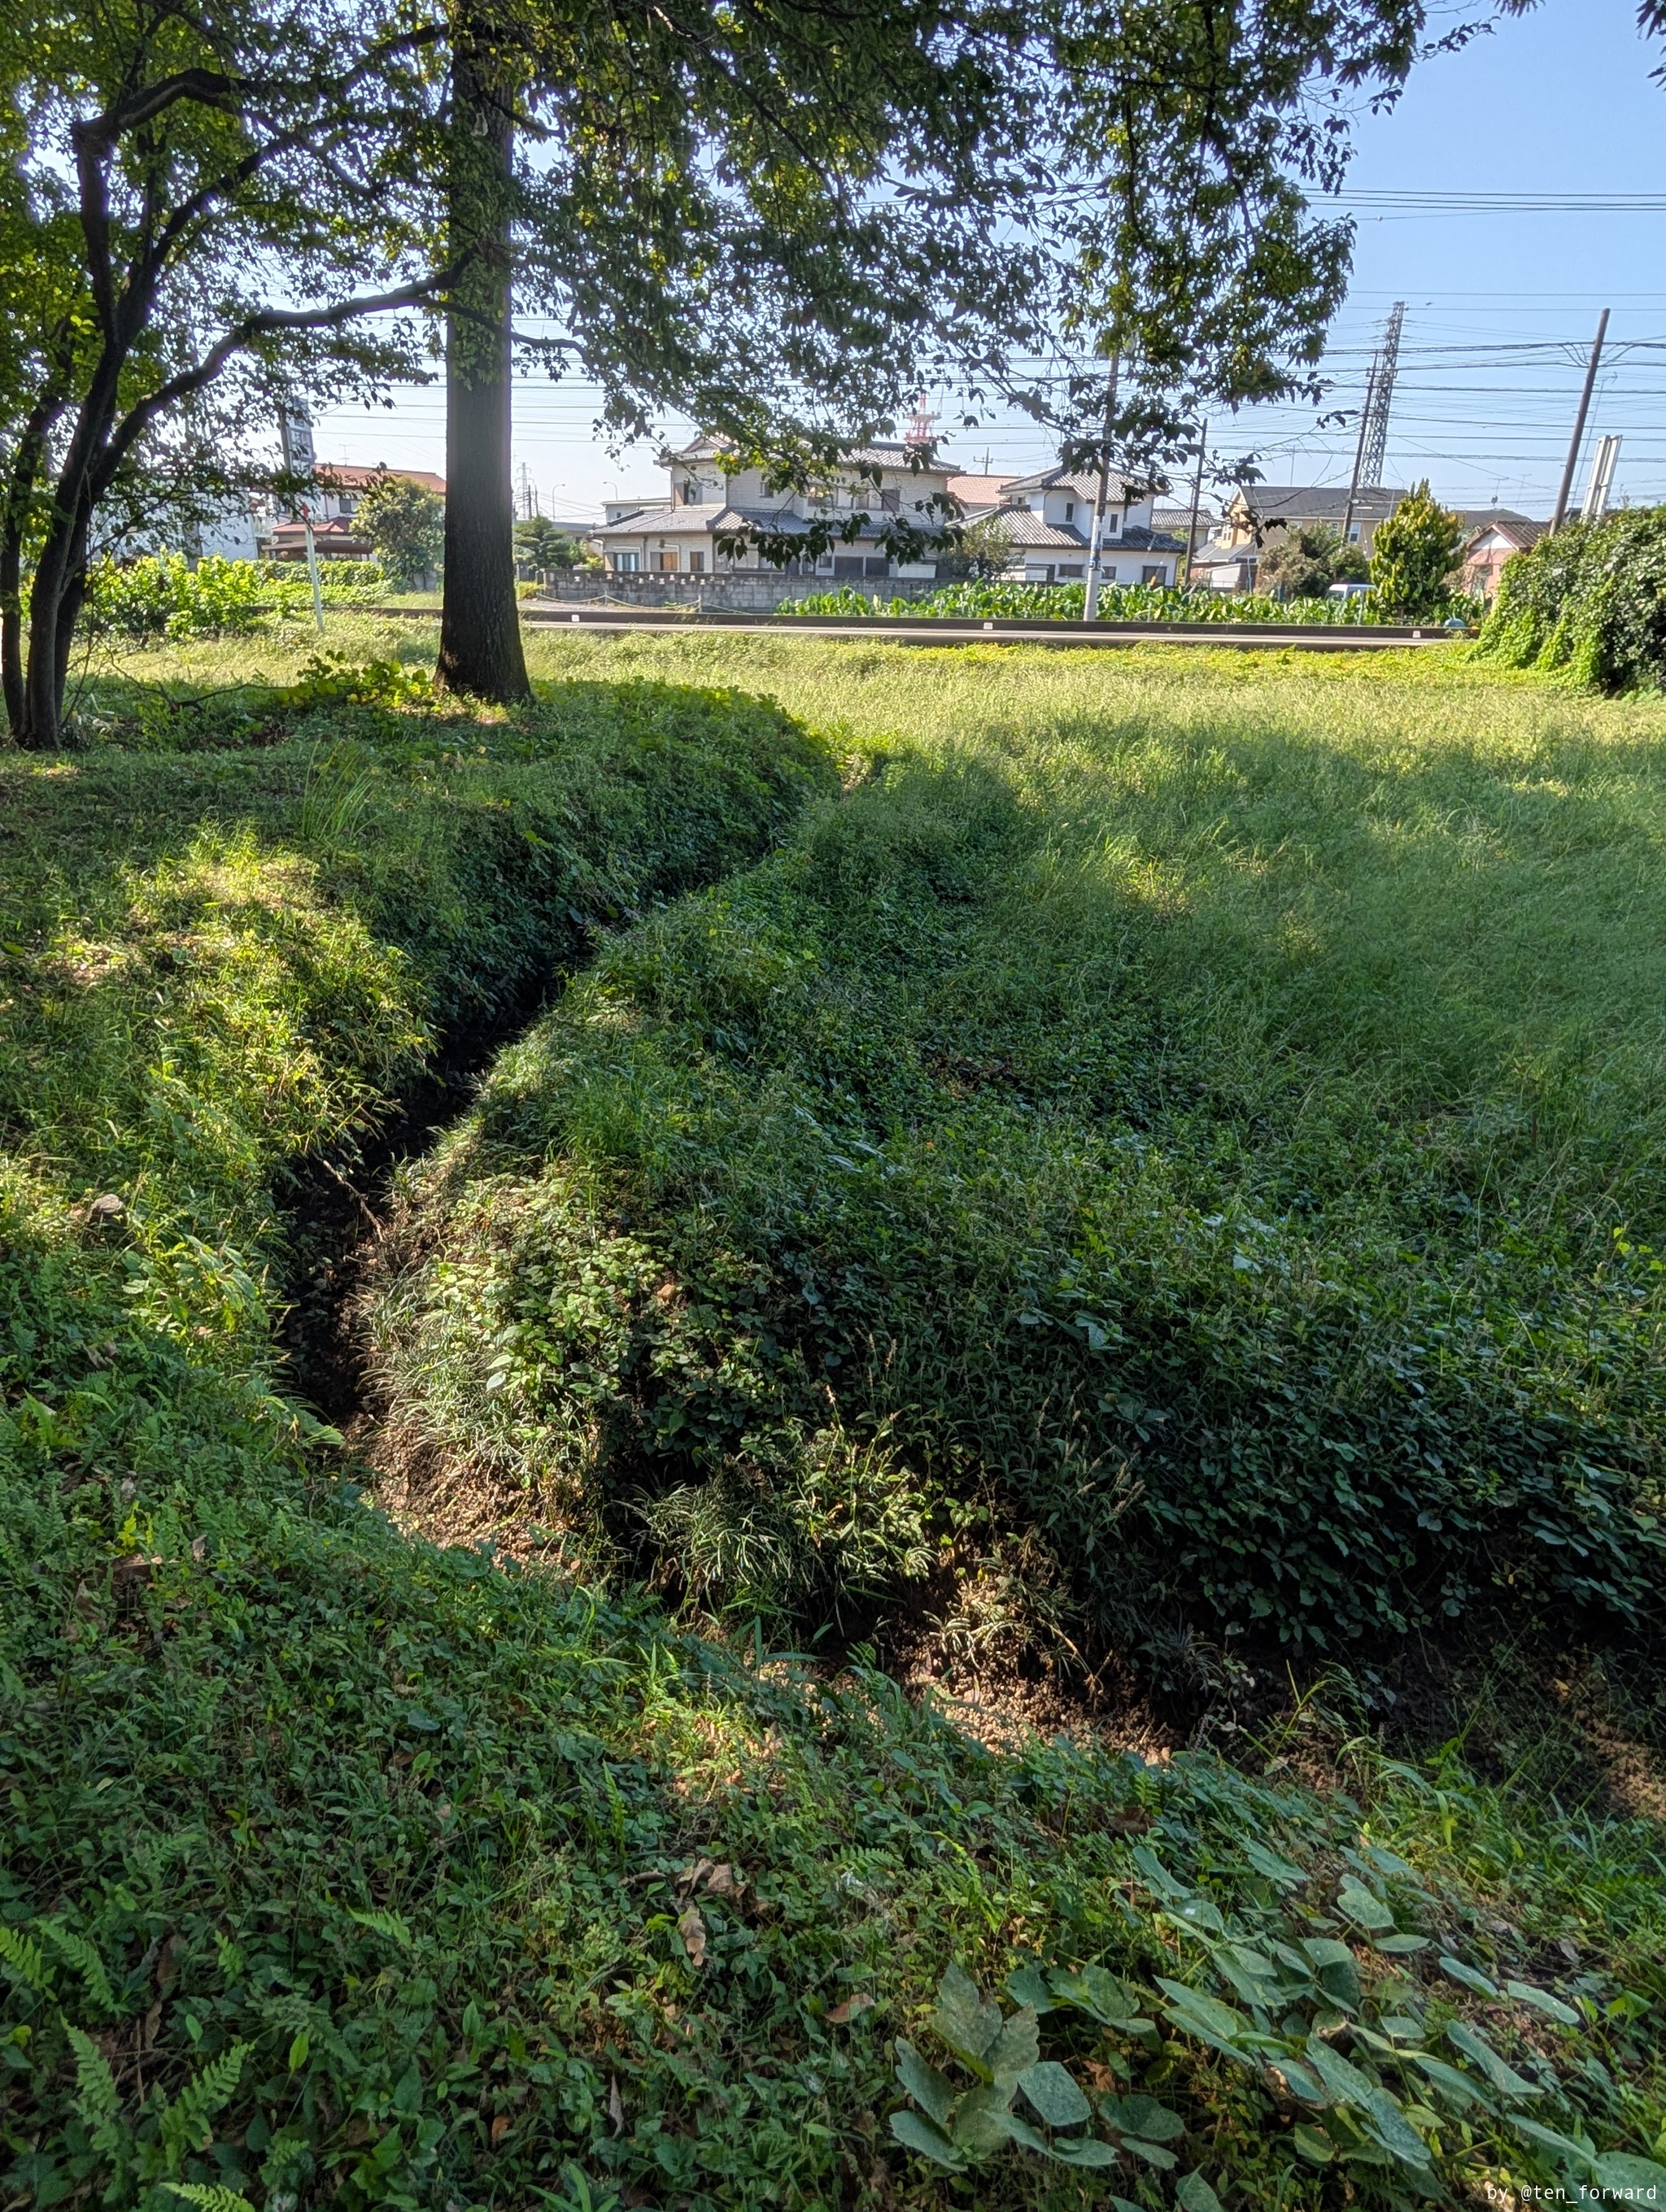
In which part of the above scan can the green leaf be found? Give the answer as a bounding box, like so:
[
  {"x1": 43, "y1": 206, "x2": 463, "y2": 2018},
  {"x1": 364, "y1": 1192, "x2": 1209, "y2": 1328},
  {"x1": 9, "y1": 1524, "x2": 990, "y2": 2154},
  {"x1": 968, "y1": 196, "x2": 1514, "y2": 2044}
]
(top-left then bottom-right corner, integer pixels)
[
  {"x1": 1302, "y1": 1938, "x2": 1362, "y2": 2012},
  {"x1": 1131, "y1": 1845, "x2": 1184, "y2": 1900},
  {"x1": 0, "y1": 1924, "x2": 51, "y2": 1996},
  {"x1": 1157, "y1": 1979, "x2": 1254, "y2": 2044},
  {"x1": 889, "y1": 2110, "x2": 966, "y2": 2170},
  {"x1": 1241, "y1": 1840, "x2": 1306, "y2": 1888},
  {"x1": 1359, "y1": 2085, "x2": 1433, "y2": 2169},
  {"x1": 895, "y1": 2041, "x2": 956, "y2": 2131},
  {"x1": 1176, "y1": 2171, "x2": 1226, "y2": 2212},
  {"x1": 1372, "y1": 1933, "x2": 1430, "y2": 1955},
  {"x1": 1438, "y1": 1955, "x2": 1498, "y2": 1999},
  {"x1": 953, "y1": 2084, "x2": 1020, "y2": 2156},
  {"x1": 1048, "y1": 1963, "x2": 1145, "y2": 2027},
  {"x1": 1585, "y1": 2154, "x2": 1666, "y2": 2204},
  {"x1": 1406, "y1": 2052, "x2": 1496, "y2": 2113},
  {"x1": 66, "y1": 2025, "x2": 120, "y2": 2126},
  {"x1": 1051, "y1": 2137, "x2": 1122, "y2": 2170},
  {"x1": 288, "y1": 2031, "x2": 311, "y2": 2072},
  {"x1": 1005, "y1": 1965, "x2": 1053, "y2": 2014},
  {"x1": 1446, "y1": 2021, "x2": 1540, "y2": 2100},
  {"x1": 932, "y1": 1963, "x2": 1001, "y2": 2071},
  {"x1": 1018, "y1": 2061, "x2": 1091, "y2": 2129},
  {"x1": 1124, "y1": 2137, "x2": 1179, "y2": 2170},
  {"x1": 1293, "y1": 2124, "x2": 1334, "y2": 2164},
  {"x1": 997, "y1": 2110, "x2": 1055, "y2": 2157},
  {"x1": 164, "y1": 2188, "x2": 256, "y2": 2212},
  {"x1": 1168, "y1": 1894, "x2": 1225, "y2": 1936},
  {"x1": 1268, "y1": 2057, "x2": 1325, "y2": 2105},
  {"x1": 33, "y1": 1921, "x2": 116, "y2": 2014},
  {"x1": 1506, "y1": 1980, "x2": 1580, "y2": 2027},
  {"x1": 1302, "y1": 2035, "x2": 1378, "y2": 2109},
  {"x1": 347, "y1": 1907, "x2": 413, "y2": 1949},
  {"x1": 1336, "y1": 1882, "x2": 1394, "y2": 1934},
  {"x1": 985, "y1": 2007, "x2": 1040, "y2": 2093},
  {"x1": 1102, "y1": 2094, "x2": 1186, "y2": 2144},
  {"x1": 1512, "y1": 2117, "x2": 1597, "y2": 2172}
]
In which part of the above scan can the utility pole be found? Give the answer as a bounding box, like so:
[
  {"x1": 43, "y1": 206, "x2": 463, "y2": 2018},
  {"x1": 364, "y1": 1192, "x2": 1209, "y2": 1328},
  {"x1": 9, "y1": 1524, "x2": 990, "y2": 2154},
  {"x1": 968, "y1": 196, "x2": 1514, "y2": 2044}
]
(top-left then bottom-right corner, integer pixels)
[
  {"x1": 1082, "y1": 355, "x2": 1119, "y2": 622},
  {"x1": 1341, "y1": 358, "x2": 1377, "y2": 552},
  {"x1": 1551, "y1": 310, "x2": 1611, "y2": 533},
  {"x1": 1184, "y1": 420, "x2": 1209, "y2": 589}
]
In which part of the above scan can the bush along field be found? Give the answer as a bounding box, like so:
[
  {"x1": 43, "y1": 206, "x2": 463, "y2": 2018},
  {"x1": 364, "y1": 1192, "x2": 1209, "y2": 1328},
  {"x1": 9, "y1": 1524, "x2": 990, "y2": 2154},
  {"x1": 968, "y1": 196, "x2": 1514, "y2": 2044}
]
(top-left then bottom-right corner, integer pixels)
[
  {"x1": 1478, "y1": 505, "x2": 1666, "y2": 693},
  {"x1": 5, "y1": 634, "x2": 1666, "y2": 2212}
]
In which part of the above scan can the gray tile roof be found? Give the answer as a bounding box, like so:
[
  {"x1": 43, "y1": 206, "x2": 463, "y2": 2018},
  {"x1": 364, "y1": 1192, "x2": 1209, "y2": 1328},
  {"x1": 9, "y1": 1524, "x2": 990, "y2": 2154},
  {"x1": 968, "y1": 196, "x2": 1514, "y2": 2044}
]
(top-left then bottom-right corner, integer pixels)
[
  {"x1": 591, "y1": 503, "x2": 813, "y2": 539},
  {"x1": 1001, "y1": 463, "x2": 1140, "y2": 503},
  {"x1": 1231, "y1": 485, "x2": 1407, "y2": 524}
]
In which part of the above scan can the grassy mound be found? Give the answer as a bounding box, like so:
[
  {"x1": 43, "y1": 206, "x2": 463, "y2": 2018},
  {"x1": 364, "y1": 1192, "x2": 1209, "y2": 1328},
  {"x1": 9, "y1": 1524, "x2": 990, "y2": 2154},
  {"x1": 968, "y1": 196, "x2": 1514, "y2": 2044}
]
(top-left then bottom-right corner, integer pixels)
[
  {"x1": 371, "y1": 654, "x2": 1666, "y2": 1652},
  {"x1": 5, "y1": 638, "x2": 1666, "y2": 2212}
]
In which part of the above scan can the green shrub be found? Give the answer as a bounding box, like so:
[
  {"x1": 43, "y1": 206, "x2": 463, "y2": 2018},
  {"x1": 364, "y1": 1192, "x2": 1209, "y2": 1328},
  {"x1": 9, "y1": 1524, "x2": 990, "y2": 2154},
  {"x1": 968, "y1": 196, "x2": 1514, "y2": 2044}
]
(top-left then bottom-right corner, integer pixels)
[
  {"x1": 787, "y1": 579, "x2": 1363, "y2": 624},
  {"x1": 83, "y1": 555, "x2": 271, "y2": 640},
  {"x1": 1479, "y1": 507, "x2": 1666, "y2": 691},
  {"x1": 1367, "y1": 483, "x2": 1466, "y2": 624}
]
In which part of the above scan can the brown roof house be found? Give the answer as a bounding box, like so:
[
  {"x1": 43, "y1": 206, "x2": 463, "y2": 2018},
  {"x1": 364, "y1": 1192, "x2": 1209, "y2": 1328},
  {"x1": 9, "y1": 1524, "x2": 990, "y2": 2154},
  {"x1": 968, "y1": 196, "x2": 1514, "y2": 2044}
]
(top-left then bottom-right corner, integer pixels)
[
  {"x1": 1200, "y1": 483, "x2": 1409, "y2": 586},
  {"x1": 1459, "y1": 509, "x2": 1544, "y2": 600},
  {"x1": 268, "y1": 464, "x2": 447, "y2": 560}
]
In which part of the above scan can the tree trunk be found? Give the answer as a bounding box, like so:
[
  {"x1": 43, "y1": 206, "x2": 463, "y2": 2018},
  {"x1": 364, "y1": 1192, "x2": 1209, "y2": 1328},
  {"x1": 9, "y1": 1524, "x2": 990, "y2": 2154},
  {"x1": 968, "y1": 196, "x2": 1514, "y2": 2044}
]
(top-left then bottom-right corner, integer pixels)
[{"x1": 435, "y1": 36, "x2": 529, "y2": 704}]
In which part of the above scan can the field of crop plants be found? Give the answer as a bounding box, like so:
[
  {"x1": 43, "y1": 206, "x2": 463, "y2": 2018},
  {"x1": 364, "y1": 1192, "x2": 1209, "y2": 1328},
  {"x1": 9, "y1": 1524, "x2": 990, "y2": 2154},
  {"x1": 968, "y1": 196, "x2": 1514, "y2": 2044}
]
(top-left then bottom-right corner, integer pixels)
[{"x1": 3, "y1": 615, "x2": 1665, "y2": 2212}]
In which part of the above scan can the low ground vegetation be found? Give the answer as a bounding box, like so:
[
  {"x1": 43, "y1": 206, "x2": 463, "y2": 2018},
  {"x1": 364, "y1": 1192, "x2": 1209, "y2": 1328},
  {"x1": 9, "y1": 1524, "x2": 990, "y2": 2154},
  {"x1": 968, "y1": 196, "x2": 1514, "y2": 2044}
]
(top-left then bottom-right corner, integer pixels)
[{"x1": 3, "y1": 624, "x2": 1665, "y2": 2212}]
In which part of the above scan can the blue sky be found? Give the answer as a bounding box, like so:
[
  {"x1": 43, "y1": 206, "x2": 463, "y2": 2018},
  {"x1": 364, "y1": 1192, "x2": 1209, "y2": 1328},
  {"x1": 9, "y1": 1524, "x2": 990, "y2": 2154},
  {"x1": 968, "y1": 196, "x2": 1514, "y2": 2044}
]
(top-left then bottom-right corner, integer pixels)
[{"x1": 312, "y1": 0, "x2": 1666, "y2": 520}]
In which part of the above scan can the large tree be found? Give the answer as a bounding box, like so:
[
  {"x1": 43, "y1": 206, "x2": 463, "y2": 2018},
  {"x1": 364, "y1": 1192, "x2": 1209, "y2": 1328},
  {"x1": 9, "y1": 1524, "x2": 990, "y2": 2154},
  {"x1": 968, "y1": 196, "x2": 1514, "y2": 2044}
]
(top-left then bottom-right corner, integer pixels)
[
  {"x1": 0, "y1": 0, "x2": 451, "y2": 747},
  {"x1": 427, "y1": 0, "x2": 1538, "y2": 697}
]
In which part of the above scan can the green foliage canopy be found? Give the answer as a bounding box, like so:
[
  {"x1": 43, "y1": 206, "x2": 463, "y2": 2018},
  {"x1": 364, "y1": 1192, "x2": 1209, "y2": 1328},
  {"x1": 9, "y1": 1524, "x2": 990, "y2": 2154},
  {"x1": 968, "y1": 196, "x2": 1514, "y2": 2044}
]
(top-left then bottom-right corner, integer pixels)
[
  {"x1": 1478, "y1": 506, "x2": 1666, "y2": 692},
  {"x1": 356, "y1": 472, "x2": 444, "y2": 586},
  {"x1": 1258, "y1": 522, "x2": 1367, "y2": 599},
  {"x1": 1368, "y1": 481, "x2": 1466, "y2": 622}
]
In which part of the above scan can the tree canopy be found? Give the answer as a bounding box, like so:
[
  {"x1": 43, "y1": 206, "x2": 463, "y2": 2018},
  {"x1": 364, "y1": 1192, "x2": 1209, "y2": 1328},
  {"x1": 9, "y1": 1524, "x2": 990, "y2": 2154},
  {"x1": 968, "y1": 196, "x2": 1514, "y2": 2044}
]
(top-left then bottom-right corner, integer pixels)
[
  {"x1": 1369, "y1": 481, "x2": 1465, "y2": 621},
  {"x1": 360, "y1": 472, "x2": 445, "y2": 588}
]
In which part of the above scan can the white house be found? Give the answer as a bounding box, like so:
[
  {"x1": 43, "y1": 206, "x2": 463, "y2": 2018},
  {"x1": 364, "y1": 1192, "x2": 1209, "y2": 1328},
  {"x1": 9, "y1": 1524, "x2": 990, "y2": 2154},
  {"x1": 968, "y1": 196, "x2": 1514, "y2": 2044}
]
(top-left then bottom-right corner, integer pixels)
[
  {"x1": 946, "y1": 462, "x2": 1183, "y2": 586},
  {"x1": 591, "y1": 435, "x2": 953, "y2": 580}
]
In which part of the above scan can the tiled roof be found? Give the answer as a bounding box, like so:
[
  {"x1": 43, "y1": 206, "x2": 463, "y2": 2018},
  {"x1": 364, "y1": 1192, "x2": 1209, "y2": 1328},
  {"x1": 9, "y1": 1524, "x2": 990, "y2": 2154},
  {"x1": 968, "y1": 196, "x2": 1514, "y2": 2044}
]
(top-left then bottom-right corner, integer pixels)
[
  {"x1": 667, "y1": 434, "x2": 943, "y2": 472},
  {"x1": 945, "y1": 473, "x2": 1014, "y2": 508},
  {"x1": 316, "y1": 464, "x2": 447, "y2": 495},
  {"x1": 591, "y1": 503, "x2": 815, "y2": 540},
  {"x1": 1459, "y1": 508, "x2": 1545, "y2": 548},
  {"x1": 1001, "y1": 463, "x2": 1140, "y2": 503},
  {"x1": 1230, "y1": 484, "x2": 1406, "y2": 522}
]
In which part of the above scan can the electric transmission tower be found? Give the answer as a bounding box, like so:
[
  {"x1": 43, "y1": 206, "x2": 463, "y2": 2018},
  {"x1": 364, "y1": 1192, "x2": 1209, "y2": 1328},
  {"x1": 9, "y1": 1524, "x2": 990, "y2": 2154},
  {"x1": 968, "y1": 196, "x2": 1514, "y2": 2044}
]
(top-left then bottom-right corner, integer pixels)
[{"x1": 1358, "y1": 300, "x2": 1404, "y2": 489}]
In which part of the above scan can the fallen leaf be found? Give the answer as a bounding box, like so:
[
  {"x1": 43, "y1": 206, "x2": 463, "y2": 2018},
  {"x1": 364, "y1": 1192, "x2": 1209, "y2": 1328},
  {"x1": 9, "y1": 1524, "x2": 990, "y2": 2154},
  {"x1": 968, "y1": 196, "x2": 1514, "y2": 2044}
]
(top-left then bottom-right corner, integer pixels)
[
  {"x1": 155, "y1": 1934, "x2": 181, "y2": 1992},
  {"x1": 142, "y1": 2001, "x2": 163, "y2": 2050},
  {"x1": 826, "y1": 1993, "x2": 875, "y2": 2024},
  {"x1": 490, "y1": 2114, "x2": 510, "y2": 2146},
  {"x1": 703, "y1": 1862, "x2": 744, "y2": 1897},
  {"x1": 85, "y1": 1193, "x2": 124, "y2": 1223},
  {"x1": 608, "y1": 2077, "x2": 626, "y2": 2134},
  {"x1": 677, "y1": 1857, "x2": 715, "y2": 1893},
  {"x1": 678, "y1": 1905, "x2": 707, "y2": 1969},
  {"x1": 190, "y1": 1535, "x2": 207, "y2": 1562}
]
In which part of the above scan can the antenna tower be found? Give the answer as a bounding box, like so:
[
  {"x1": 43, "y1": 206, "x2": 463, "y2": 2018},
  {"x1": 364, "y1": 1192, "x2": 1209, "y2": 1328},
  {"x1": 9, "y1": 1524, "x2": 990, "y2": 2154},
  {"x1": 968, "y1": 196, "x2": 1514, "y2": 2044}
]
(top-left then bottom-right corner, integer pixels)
[{"x1": 1358, "y1": 301, "x2": 1403, "y2": 488}]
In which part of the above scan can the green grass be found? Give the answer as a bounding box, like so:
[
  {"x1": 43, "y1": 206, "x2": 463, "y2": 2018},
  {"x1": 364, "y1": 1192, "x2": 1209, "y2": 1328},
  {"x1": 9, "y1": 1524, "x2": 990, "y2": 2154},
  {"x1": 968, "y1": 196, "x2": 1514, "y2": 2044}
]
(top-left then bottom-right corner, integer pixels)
[
  {"x1": 371, "y1": 629, "x2": 1666, "y2": 1650},
  {"x1": 5, "y1": 629, "x2": 1666, "y2": 2212}
]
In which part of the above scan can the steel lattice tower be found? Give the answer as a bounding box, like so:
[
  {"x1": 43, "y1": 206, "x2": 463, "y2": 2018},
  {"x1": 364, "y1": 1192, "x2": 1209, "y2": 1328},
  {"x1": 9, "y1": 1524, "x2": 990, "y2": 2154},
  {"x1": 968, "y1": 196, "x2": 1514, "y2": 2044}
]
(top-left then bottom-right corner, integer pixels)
[{"x1": 1359, "y1": 301, "x2": 1404, "y2": 488}]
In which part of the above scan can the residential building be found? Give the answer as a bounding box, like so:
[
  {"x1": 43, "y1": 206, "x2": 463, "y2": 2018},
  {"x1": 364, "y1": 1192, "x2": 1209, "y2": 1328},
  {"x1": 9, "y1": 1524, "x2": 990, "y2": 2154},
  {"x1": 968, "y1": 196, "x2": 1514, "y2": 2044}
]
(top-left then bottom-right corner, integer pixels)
[
  {"x1": 978, "y1": 463, "x2": 1183, "y2": 586},
  {"x1": 591, "y1": 436, "x2": 953, "y2": 579},
  {"x1": 267, "y1": 464, "x2": 447, "y2": 560},
  {"x1": 1218, "y1": 483, "x2": 1409, "y2": 565},
  {"x1": 1457, "y1": 509, "x2": 1544, "y2": 599}
]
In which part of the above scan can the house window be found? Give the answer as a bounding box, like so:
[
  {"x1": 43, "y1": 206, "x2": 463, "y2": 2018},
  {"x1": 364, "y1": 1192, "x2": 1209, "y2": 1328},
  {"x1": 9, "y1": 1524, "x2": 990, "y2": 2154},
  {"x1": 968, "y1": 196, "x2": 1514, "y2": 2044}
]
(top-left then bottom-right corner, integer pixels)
[
  {"x1": 1064, "y1": 501, "x2": 1075, "y2": 522},
  {"x1": 688, "y1": 551, "x2": 704, "y2": 573},
  {"x1": 832, "y1": 555, "x2": 865, "y2": 577},
  {"x1": 1348, "y1": 523, "x2": 1362, "y2": 542},
  {"x1": 1057, "y1": 563, "x2": 1084, "y2": 580},
  {"x1": 1141, "y1": 564, "x2": 1166, "y2": 585},
  {"x1": 864, "y1": 555, "x2": 890, "y2": 577},
  {"x1": 879, "y1": 487, "x2": 901, "y2": 513},
  {"x1": 656, "y1": 549, "x2": 677, "y2": 570},
  {"x1": 615, "y1": 552, "x2": 640, "y2": 573},
  {"x1": 681, "y1": 481, "x2": 703, "y2": 504}
]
